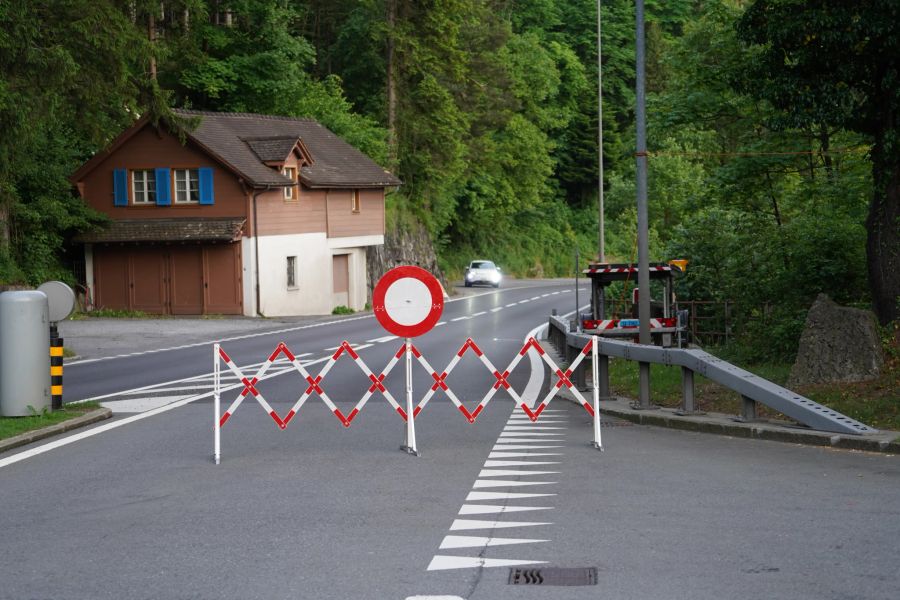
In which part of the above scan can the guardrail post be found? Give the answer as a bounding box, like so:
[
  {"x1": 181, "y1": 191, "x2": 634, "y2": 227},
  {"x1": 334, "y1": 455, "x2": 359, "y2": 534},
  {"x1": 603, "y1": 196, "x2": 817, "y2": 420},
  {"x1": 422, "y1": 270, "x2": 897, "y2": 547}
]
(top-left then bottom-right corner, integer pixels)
[
  {"x1": 680, "y1": 367, "x2": 695, "y2": 413},
  {"x1": 567, "y1": 342, "x2": 588, "y2": 391},
  {"x1": 740, "y1": 394, "x2": 758, "y2": 422},
  {"x1": 597, "y1": 353, "x2": 610, "y2": 399},
  {"x1": 637, "y1": 362, "x2": 651, "y2": 409}
]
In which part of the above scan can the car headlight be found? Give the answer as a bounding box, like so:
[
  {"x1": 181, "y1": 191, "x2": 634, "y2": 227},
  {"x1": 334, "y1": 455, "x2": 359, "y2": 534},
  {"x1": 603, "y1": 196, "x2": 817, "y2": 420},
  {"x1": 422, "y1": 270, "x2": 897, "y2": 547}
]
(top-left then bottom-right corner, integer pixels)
[
  {"x1": 491, "y1": 272, "x2": 500, "y2": 282},
  {"x1": 466, "y1": 272, "x2": 473, "y2": 280}
]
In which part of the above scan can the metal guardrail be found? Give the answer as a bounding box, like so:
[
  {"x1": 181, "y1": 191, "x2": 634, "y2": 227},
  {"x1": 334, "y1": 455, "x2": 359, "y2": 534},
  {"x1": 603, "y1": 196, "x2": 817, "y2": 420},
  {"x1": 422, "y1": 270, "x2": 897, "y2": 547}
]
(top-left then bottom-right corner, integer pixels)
[{"x1": 548, "y1": 315, "x2": 876, "y2": 436}]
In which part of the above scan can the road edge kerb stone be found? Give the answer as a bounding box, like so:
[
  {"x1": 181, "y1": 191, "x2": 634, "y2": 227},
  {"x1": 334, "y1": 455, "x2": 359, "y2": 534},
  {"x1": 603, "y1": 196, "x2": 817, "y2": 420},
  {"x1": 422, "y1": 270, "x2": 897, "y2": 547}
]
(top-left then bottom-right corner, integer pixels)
[
  {"x1": 0, "y1": 408, "x2": 113, "y2": 454},
  {"x1": 544, "y1": 344, "x2": 900, "y2": 455}
]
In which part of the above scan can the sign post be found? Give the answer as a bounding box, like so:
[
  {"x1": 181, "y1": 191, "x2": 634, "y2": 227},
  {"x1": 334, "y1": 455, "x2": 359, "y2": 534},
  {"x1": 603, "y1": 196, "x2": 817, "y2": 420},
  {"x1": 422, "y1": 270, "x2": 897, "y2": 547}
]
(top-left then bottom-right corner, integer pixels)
[{"x1": 372, "y1": 266, "x2": 444, "y2": 456}]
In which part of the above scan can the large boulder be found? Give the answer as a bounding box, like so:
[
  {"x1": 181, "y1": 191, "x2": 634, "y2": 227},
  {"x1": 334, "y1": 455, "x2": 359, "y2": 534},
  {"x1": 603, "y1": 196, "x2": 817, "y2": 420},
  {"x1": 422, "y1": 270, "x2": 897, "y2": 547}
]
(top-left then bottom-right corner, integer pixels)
[{"x1": 788, "y1": 294, "x2": 884, "y2": 387}]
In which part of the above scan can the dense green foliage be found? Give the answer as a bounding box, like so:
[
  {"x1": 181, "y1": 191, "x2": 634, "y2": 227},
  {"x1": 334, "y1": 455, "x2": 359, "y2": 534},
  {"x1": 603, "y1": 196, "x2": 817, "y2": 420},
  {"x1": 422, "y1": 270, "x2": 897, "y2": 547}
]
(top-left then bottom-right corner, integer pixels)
[{"x1": 0, "y1": 0, "x2": 889, "y2": 358}]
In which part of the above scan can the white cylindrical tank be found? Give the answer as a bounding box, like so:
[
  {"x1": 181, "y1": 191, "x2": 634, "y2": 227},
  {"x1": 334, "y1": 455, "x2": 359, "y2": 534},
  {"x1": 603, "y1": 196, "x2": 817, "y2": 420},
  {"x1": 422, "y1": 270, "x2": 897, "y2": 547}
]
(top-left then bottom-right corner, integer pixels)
[{"x1": 0, "y1": 291, "x2": 51, "y2": 416}]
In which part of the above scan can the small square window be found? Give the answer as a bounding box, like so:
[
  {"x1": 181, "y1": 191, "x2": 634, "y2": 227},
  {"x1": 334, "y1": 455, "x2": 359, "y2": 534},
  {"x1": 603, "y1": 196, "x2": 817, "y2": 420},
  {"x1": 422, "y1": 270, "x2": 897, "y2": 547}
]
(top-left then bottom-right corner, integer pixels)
[
  {"x1": 174, "y1": 169, "x2": 199, "y2": 203},
  {"x1": 283, "y1": 167, "x2": 297, "y2": 200},
  {"x1": 286, "y1": 256, "x2": 297, "y2": 289},
  {"x1": 132, "y1": 170, "x2": 156, "y2": 204},
  {"x1": 351, "y1": 190, "x2": 360, "y2": 213}
]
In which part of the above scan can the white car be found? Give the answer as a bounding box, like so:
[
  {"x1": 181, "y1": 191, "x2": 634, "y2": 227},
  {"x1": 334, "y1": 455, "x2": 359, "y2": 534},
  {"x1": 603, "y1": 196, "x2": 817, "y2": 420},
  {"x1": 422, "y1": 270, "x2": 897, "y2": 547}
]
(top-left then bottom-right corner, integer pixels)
[{"x1": 464, "y1": 260, "x2": 502, "y2": 288}]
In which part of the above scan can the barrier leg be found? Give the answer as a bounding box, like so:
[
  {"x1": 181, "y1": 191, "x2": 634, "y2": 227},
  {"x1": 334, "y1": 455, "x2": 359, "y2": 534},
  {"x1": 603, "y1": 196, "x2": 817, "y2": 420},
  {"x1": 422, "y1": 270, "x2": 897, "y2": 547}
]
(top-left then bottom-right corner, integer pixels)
[
  {"x1": 214, "y1": 343, "x2": 221, "y2": 465},
  {"x1": 401, "y1": 338, "x2": 419, "y2": 456},
  {"x1": 591, "y1": 336, "x2": 603, "y2": 451}
]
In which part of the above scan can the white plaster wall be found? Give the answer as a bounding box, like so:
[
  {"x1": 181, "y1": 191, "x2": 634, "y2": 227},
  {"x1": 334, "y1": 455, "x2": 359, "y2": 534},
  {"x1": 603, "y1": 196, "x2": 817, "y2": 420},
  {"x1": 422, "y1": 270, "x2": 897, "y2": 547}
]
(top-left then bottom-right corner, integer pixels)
[
  {"x1": 240, "y1": 237, "x2": 257, "y2": 316},
  {"x1": 257, "y1": 232, "x2": 332, "y2": 316}
]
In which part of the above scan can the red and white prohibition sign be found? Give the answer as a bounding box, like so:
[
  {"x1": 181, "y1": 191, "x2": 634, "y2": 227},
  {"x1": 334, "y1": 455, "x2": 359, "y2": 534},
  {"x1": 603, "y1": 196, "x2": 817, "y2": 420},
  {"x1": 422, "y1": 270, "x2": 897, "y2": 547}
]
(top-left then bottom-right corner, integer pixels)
[{"x1": 373, "y1": 265, "x2": 444, "y2": 338}]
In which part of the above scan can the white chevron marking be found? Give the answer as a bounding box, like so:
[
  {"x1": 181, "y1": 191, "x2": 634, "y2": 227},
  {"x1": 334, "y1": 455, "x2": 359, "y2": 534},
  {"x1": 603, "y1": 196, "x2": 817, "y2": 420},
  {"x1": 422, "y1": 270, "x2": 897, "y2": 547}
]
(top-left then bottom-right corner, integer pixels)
[
  {"x1": 472, "y1": 479, "x2": 556, "y2": 489},
  {"x1": 450, "y1": 519, "x2": 552, "y2": 531},
  {"x1": 478, "y1": 469, "x2": 559, "y2": 477},
  {"x1": 466, "y1": 491, "x2": 557, "y2": 501},
  {"x1": 438, "y1": 535, "x2": 549, "y2": 550},
  {"x1": 459, "y1": 504, "x2": 553, "y2": 515},
  {"x1": 427, "y1": 555, "x2": 546, "y2": 571}
]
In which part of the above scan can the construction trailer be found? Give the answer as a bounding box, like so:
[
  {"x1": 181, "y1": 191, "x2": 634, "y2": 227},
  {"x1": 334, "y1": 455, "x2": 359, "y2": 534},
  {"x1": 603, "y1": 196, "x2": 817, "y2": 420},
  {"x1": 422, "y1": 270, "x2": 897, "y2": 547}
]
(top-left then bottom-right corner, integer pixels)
[{"x1": 580, "y1": 261, "x2": 686, "y2": 347}]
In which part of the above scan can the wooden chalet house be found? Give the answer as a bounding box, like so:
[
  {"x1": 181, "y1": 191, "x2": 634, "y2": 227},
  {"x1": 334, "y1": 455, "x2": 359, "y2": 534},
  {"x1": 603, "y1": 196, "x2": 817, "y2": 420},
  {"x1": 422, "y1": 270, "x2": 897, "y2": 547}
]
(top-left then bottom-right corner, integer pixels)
[{"x1": 70, "y1": 110, "x2": 400, "y2": 316}]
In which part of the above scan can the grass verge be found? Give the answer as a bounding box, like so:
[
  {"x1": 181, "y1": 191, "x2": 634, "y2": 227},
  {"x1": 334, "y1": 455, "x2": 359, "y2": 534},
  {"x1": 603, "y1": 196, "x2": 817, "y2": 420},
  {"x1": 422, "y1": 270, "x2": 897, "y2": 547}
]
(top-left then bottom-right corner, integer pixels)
[{"x1": 0, "y1": 402, "x2": 101, "y2": 441}]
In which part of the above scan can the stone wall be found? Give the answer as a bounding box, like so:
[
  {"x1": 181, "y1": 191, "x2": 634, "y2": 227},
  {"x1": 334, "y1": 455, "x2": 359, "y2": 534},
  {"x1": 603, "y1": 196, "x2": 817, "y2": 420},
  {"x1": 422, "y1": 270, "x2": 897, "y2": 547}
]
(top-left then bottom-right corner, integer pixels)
[{"x1": 366, "y1": 217, "x2": 446, "y2": 301}]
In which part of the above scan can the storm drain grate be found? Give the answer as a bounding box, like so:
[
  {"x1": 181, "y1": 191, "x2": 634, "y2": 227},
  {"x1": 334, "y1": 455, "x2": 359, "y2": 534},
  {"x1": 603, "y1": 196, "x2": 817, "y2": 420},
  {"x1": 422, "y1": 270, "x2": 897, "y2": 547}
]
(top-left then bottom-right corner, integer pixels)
[{"x1": 508, "y1": 567, "x2": 597, "y2": 586}]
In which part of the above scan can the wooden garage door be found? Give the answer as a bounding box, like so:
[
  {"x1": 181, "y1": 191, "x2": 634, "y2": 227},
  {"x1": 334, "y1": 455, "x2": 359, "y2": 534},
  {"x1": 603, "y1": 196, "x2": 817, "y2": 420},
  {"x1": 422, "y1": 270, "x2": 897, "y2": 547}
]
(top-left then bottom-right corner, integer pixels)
[
  {"x1": 204, "y1": 244, "x2": 242, "y2": 315},
  {"x1": 169, "y1": 247, "x2": 204, "y2": 315},
  {"x1": 93, "y1": 244, "x2": 242, "y2": 315},
  {"x1": 332, "y1": 254, "x2": 349, "y2": 308}
]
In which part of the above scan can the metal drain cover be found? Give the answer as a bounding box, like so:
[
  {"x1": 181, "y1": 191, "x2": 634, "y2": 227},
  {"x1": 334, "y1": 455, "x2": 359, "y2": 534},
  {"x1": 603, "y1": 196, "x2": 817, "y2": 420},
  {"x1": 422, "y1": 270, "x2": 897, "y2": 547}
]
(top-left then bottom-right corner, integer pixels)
[{"x1": 508, "y1": 567, "x2": 598, "y2": 586}]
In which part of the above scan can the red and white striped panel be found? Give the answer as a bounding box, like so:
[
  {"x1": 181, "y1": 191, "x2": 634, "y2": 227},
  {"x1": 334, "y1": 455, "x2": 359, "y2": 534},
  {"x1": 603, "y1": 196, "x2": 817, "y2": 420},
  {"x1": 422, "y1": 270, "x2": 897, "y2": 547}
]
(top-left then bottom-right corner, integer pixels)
[
  {"x1": 412, "y1": 337, "x2": 526, "y2": 423},
  {"x1": 518, "y1": 337, "x2": 595, "y2": 421},
  {"x1": 583, "y1": 265, "x2": 672, "y2": 274},
  {"x1": 217, "y1": 344, "x2": 292, "y2": 430},
  {"x1": 280, "y1": 340, "x2": 408, "y2": 428}
]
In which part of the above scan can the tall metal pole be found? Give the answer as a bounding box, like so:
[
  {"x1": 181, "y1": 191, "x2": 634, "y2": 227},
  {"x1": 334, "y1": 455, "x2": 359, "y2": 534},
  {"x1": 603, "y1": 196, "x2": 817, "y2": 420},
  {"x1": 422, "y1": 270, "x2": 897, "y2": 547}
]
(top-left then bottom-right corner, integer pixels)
[
  {"x1": 598, "y1": 0, "x2": 605, "y2": 263},
  {"x1": 635, "y1": 0, "x2": 652, "y2": 408}
]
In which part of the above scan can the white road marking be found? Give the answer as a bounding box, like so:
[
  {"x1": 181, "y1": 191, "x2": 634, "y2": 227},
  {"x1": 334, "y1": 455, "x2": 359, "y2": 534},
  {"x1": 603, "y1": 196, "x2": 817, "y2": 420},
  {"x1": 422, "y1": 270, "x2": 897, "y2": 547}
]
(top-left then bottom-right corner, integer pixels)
[
  {"x1": 450, "y1": 316, "x2": 469, "y2": 322},
  {"x1": 458, "y1": 504, "x2": 553, "y2": 515},
  {"x1": 496, "y1": 438, "x2": 564, "y2": 444},
  {"x1": 487, "y1": 451, "x2": 562, "y2": 458},
  {"x1": 436, "y1": 321, "x2": 447, "y2": 326},
  {"x1": 100, "y1": 395, "x2": 192, "y2": 414},
  {"x1": 439, "y1": 535, "x2": 548, "y2": 550},
  {"x1": 466, "y1": 491, "x2": 556, "y2": 501},
  {"x1": 483, "y1": 460, "x2": 560, "y2": 467},
  {"x1": 366, "y1": 335, "x2": 398, "y2": 343},
  {"x1": 490, "y1": 307, "x2": 503, "y2": 312},
  {"x1": 506, "y1": 303, "x2": 517, "y2": 307},
  {"x1": 471, "y1": 311, "x2": 486, "y2": 317},
  {"x1": 503, "y1": 425, "x2": 566, "y2": 430},
  {"x1": 499, "y1": 432, "x2": 564, "y2": 437},
  {"x1": 518, "y1": 300, "x2": 530, "y2": 304},
  {"x1": 450, "y1": 519, "x2": 551, "y2": 531},
  {"x1": 491, "y1": 445, "x2": 563, "y2": 451},
  {"x1": 530, "y1": 296, "x2": 540, "y2": 301},
  {"x1": 478, "y1": 469, "x2": 559, "y2": 478},
  {"x1": 323, "y1": 343, "x2": 372, "y2": 351},
  {"x1": 472, "y1": 479, "x2": 556, "y2": 489},
  {"x1": 427, "y1": 556, "x2": 545, "y2": 571},
  {"x1": 406, "y1": 596, "x2": 465, "y2": 600}
]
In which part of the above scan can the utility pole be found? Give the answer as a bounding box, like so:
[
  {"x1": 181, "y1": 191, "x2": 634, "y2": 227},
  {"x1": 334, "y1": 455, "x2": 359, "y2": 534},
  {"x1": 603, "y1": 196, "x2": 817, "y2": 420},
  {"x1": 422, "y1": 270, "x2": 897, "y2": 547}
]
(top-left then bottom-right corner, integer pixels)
[{"x1": 635, "y1": 0, "x2": 652, "y2": 408}]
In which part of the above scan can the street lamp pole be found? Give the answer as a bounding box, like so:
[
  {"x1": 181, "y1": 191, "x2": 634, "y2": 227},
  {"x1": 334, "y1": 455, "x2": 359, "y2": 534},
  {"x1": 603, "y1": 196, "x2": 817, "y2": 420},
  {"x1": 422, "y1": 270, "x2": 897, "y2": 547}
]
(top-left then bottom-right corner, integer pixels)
[
  {"x1": 597, "y1": 0, "x2": 605, "y2": 264},
  {"x1": 635, "y1": 0, "x2": 652, "y2": 408}
]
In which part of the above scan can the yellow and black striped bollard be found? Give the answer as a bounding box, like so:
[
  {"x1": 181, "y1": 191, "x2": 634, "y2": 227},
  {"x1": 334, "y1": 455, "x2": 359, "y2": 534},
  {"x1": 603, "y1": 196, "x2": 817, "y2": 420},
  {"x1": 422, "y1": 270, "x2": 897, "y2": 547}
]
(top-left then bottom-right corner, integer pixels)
[{"x1": 50, "y1": 334, "x2": 64, "y2": 410}]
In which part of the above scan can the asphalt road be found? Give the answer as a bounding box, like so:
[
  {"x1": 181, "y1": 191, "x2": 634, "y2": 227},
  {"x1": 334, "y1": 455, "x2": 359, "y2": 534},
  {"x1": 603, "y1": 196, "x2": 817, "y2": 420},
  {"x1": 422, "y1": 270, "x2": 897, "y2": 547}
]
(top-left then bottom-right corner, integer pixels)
[{"x1": 1, "y1": 279, "x2": 899, "y2": 600}]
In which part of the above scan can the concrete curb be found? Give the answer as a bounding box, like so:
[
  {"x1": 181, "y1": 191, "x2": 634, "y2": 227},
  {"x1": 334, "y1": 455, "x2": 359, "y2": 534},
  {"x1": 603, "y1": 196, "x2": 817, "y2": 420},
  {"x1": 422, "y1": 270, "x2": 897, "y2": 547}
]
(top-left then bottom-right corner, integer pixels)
[
  {"x1": 588, "y1": 398, "x2": 900, "y2": 454},
  {"x1": 0, "y1": 408, "x2": 113, "y2": 454}
]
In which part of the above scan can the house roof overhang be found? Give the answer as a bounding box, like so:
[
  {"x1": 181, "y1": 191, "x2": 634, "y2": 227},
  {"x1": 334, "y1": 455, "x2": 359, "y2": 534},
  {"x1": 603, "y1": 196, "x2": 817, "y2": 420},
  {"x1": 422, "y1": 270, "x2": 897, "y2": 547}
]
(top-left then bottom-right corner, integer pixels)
[{"x1": 75, "y1": 218, "x2": 246, "y2": 244}]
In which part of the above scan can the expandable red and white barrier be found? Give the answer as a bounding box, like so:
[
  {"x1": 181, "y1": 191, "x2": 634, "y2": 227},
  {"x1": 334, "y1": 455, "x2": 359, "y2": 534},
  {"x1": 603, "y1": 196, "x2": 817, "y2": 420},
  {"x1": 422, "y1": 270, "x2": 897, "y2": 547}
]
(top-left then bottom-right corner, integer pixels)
[{"x1": 212, "y1": 336, "x2": 604, "y2": 464}]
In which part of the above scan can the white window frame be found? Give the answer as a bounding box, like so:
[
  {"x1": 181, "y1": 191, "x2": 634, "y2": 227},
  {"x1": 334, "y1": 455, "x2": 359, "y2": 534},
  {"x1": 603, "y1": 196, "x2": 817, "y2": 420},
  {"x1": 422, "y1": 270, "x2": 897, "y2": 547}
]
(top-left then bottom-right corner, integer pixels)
[
  {"x1": 286, "y1": 255, "x2": 298, "y2": 289},
  {"x1": 174, "y1": 168, "x2": 200, "y2": 204},
  {"x1": 282, "y1": 167, "x2": 297, "y2": 200},
  {"x1": 131, "y1": 170, "x2": 156, "y2": 205}
]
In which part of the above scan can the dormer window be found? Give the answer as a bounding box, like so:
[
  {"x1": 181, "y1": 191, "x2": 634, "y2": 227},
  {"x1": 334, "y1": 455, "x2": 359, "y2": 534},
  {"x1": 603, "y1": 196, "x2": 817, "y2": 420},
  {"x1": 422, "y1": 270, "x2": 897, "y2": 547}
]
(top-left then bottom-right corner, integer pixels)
[{"x1": 282, "y1": 166, "x2": 297, "y2": 200}]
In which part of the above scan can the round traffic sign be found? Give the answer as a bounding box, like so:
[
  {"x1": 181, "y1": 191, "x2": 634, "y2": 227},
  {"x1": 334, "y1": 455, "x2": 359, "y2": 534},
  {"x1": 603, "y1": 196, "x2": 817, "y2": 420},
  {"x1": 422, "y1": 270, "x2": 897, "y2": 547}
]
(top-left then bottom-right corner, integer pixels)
[
  {"x1": 373, "y1": 266, "x2": 444, "y2": 338},
  {"x1": 37, "y1": 280, "x2": 76, "y2": 323}
]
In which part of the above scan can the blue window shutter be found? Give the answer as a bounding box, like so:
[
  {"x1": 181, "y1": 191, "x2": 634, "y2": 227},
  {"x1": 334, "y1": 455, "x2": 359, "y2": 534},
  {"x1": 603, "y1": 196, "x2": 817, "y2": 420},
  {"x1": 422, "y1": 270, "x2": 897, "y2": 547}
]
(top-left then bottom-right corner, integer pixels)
[
  {"x1": 113, "y1": 169, "x2": 128, "y2": 206},
  {"x1": 198, "y1": 167, "x2": 214, "y2": 205},
  {"x1": 155, "y1": 168, "x2": 171, "y2": 206}
]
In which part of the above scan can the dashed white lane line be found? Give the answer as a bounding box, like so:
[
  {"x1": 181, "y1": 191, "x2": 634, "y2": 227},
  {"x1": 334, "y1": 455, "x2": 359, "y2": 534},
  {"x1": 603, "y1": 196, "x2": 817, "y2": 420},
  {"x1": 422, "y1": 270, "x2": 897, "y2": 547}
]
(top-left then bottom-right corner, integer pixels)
[
  {"x1": 471, "y1": 311, "x2": 486, "y2": 317},
  {"x1": 490, "y1": 307, "x2": 503, "y2": 312},
  {"x1": 366, "y1": 335, "x2": 398, "y2": 343},
  {"x1": 506, "y1": 303, "x2": 517, "y2": 307},
  {"x1": 324, "y1": 343, "x2": 373, "y2": 352},
  {"x1": 436, "y1": 321, "x2": 447, "y2": 326},
  {"x1": 450, "y1": 316, "x2": 469, "y2": 322}
]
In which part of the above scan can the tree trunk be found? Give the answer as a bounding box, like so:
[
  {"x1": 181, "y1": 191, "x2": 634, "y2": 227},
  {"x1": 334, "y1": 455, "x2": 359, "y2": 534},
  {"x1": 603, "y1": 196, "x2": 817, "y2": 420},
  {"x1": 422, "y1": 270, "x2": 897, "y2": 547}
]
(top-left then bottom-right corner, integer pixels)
[
  {"x1": 386, "y1": 0, "x2": 398, "y2": 165},
  {"x1": 867, "y1": 153, "x2": 900, "y2": 325}
]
